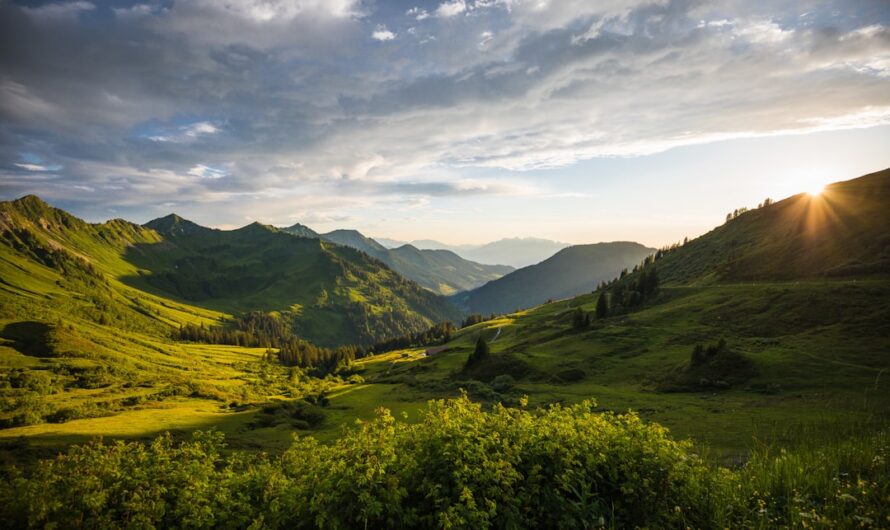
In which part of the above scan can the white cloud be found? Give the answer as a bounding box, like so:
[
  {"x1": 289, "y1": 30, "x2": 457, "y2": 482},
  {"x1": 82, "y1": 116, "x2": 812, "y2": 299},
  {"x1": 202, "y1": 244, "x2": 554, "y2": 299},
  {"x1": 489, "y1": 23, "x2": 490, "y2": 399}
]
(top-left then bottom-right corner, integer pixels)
[
  {"x1": 733, "y1": 19, "x2": 794, "y2": 44},
  {"x1": 15, "y1": 163, "x2": 52, "y2": 172},
  {"x1": 501, "y1": 0, "x2": 667, "y2": 32},
  {"x1": 479, "y1": 31, "x2": 494, "y2": 48},
  {"x1": 183, "y1": 121, "x2": 220, "y2": 137},
  {"x1": 112, "y1": 4, "x2": 154, "y2": 19},
  {"x1": 407, "y1": 7, "x2": 430, "y2": 20},
  {"x1": 372, "y1": 25, "x2": 397, "y2": 41},
  {"x1": 22, "y1": 1, "x2": 95, "y2": 21},
  {"x1": 147, "y1": 121, "x2": 221, "y2": 143},
  {"x1": 202, "y1": 0, "x2": 361, "y2": 23},
  {"x1": 188, "y1": 164, "x2": 227, "y2": 179},
  {"x1": 436, "y1": 0, "x2": 467, "y2": 18}
]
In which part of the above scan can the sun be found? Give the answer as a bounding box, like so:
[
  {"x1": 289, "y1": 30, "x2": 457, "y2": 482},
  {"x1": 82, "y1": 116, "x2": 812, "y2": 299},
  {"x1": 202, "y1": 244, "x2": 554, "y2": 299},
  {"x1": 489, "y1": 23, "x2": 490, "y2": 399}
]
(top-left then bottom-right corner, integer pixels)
[{"x1": 806, "y1": 183, "x2": 826, "y2": 197}]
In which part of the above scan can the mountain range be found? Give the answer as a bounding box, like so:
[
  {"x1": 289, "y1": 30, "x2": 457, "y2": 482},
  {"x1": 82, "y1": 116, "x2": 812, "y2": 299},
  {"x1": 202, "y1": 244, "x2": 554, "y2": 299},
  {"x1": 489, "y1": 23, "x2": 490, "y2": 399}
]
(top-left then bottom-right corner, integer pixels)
[
  {"x1": 1, "y1": 168, "x2": 888, "y2": 466},
  {"x1": 0, "y1": 198, "x2": 460, "y2": 348},
  {"x1": 280, "y1": 225, "x2": 514, "y2": 295},
  {"x1": 375, "y1": 237, "x2": 570, "y2": 268},
  {"x1": 451, "y1": 242, "x2": 656, "y2": 315}
]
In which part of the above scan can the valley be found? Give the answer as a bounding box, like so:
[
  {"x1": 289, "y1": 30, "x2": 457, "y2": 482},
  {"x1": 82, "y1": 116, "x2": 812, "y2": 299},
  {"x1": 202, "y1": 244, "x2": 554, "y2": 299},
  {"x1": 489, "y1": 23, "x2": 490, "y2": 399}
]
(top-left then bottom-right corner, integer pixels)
[{"x1": 1, "y1": 169, "x2": 888, "y2": 528}]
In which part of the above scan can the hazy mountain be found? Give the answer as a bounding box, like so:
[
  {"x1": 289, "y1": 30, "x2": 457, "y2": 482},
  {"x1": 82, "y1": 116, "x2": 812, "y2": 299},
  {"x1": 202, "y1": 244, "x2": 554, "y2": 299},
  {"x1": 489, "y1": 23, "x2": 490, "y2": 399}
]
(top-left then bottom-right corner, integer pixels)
[
  {"x1": 374, "y1": 237, "x2": 409, "y2": 249},
  {"x1": 281, "y1": 225, "x2": 513, "y2": 295},
  {"x1": 461, "y1": 238, "x2": 570, "y2": 268},
  {"x1": 452, "y1": 242, "x2": 655, "y2": 315},
  {"x1": 318, "y1": 229, "x2": 389, "y2": 255}
]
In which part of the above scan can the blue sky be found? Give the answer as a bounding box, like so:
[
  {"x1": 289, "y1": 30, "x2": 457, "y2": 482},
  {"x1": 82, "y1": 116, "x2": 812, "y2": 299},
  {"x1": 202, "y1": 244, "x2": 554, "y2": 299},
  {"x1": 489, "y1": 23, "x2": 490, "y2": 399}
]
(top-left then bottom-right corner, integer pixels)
[{"x1": 1, "y1": 0, "x2": 889, "y2": 247}]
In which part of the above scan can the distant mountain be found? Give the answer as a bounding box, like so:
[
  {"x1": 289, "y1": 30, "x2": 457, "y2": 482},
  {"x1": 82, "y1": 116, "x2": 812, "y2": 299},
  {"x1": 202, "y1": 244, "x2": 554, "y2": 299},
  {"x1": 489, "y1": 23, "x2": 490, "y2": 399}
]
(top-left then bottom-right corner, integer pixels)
[
  {"x1": 408, "y1": 239, "x2": 479, "y2": 255},
  {"x1": 452, "y1": 242, "x2": 655, "y2": 315},
  {"x1": 281, "y1": 225, "x2": 513, "y2": 295},
  {"x1": 372, "y1": 237, "x2": 571, "y2": 268},
  {"x1": 320, "y1": 229, "x2": 388, "y2": 255},
  {"x1": 461, "y1": 238, "x2": 570, "y2": 268},
  {"x1": 384, "y1": 245, "x2": 513, "y2": 295},
  {"x1": 375, "y1": 237, "x2": 408, "y2": 249}
]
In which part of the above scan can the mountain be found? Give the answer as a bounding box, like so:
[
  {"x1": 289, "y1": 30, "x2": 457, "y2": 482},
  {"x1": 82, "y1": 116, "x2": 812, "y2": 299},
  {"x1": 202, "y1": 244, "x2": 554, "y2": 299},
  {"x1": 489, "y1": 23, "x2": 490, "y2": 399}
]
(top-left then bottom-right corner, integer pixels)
[
  {"x1": 649, "y1": 168, "x2": 890, "y2": 284},
  {"x1": 281, "y1": 225, "x2": 513, "y2": 295},
  {"x1": 283, "y1": 223, "x2": 319, "y2": 238},
  {"x1": 374, "y1": 237, "x2": 570, "y2": 268},
  {"x1": 383, "y1": 245, "x2": 513, "y2": 295},
  {"x1": 460, "y1": 237, "x2": 570, "y2": 268},
  {"x1": 318, "y1": 229, "x2": 388, "y2": 255},
  {"x1": 408, "y1": 239, "x2": 479, "y2": 255},
  {"x1": 326, "y1": 168, "x2": 890, "y2": 455},
  {"x1": 0, "y1": 196, "x2": 460, "y2": 349},
  {"x1": 452, "y1": 242, "x2": 655, "y2": 315},
  {"x1": 374, "y1": 237, "x2": 409, "y2": 249}
]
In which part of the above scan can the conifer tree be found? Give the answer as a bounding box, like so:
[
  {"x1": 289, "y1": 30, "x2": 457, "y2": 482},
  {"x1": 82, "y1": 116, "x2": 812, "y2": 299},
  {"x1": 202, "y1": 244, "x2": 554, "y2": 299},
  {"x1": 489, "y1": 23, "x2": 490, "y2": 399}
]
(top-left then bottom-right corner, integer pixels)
[{"x1": 596, "y1": 292, "x2": 609, "y2": 319}]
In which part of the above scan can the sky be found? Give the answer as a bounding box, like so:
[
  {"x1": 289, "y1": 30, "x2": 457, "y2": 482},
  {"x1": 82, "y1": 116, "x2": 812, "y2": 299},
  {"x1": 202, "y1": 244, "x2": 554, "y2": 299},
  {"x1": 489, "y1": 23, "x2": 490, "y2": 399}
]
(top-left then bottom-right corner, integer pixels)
[{"x1": 1, "y1": 0, "x2": 889, "y2": 248}]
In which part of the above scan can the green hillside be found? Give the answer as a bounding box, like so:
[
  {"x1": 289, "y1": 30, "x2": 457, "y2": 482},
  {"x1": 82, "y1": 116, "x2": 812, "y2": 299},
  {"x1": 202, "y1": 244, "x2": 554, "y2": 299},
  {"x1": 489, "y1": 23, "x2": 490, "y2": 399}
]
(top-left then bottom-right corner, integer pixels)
[
  {"x1": 0, "y1": 196, "x2": 460, "y2": 445},
  {"x1": 282, "y1": 224, "x2": 513, "y2": 295},
  {"x1": 311, "y1": 170, "x2": 890, "y2": 456},
  {"x1": 139, "y1": 216, "x2": 460, "y2": 346},
  {"x1": 452, "y1": 242, "x2": 655, "y2": 315},
  {"x1": 653, "y1": 168, "x2": 890, "y2": 284},
  {"x1": 2, "y1": 170, "x2": 889, "y2": 465}
]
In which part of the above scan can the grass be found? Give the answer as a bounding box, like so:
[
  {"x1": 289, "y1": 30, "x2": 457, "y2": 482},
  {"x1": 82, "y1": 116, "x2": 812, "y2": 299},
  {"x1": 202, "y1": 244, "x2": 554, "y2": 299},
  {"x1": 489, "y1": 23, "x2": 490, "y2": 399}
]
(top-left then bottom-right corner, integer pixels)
[
  {"x1": 329, "y1": 278, "x2": 890, "y2": 459},
  {"x1": 1, "y1": 192, "x2": 889, "y2": 469}
]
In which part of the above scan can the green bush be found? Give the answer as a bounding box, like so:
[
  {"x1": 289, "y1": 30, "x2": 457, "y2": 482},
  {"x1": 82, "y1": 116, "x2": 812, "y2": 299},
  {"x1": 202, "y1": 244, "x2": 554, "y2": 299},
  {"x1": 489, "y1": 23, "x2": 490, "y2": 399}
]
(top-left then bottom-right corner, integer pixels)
[{"x1": 2, "y1": 396, "x2": 888, "y2": 529}]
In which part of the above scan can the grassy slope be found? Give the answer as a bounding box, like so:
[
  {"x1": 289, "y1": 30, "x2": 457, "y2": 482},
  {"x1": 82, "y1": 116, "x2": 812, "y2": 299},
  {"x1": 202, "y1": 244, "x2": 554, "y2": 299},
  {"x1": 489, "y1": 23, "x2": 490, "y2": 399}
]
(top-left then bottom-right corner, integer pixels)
[
  {"x1": 135, "y1": 218, "x2": 461, "y2": 346},
  {"x1": 452, "y1": 241, "x2": 655, "y2": 315},
  {"x1": 654, "y1": 168, "x2": 890, "y2": 284},
  {"x1": 0, "y1": 197, "x2": 454, "y2": 458},
  {"x1": 319, "y1": 278, "x2": 890, "y2": 457},
  {"x1": 318, "y1": 170, "x2": 890, "y2": 455},
  {"x1": 2, "y1": 169, "x2": 889, "y2": 460}
]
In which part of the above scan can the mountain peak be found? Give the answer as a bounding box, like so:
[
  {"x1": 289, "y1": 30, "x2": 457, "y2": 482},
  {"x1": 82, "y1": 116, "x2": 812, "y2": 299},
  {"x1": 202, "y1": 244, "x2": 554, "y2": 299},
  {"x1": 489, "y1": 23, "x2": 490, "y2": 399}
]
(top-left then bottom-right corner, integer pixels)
[
  {"x1": 13, "y1": 194, "x2": 50, "y2": 208},
  {"x1": 145, "y1": 213, "x2": 208, "y2": 236},
  {"x1": 283, "y1": 223, "x2": 319, "y2": 238},
  {"x1": 239, "y1": 221, "x2": 277, "y2": 232}
]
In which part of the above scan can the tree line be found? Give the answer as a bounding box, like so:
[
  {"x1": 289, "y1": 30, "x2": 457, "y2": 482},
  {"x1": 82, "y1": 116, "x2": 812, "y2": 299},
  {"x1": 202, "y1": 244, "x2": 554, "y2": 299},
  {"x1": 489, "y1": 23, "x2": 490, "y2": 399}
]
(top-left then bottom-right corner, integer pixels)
[{"x1": 177, "y1": 312, "x2": 460, "y2": 372}]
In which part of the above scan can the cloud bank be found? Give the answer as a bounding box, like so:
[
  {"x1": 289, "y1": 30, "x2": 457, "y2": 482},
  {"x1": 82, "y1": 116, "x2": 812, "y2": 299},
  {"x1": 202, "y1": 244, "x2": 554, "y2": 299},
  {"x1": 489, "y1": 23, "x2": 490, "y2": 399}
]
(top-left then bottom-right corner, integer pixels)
[{"x1": 0, "y1": 0, "x2": 888, "y2": 228}]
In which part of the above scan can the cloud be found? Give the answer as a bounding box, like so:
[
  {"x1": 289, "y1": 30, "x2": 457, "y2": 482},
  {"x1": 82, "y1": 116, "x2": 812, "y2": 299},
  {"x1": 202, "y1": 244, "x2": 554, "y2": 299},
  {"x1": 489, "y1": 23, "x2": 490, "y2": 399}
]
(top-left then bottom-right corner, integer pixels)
[
  {"x1": 14, "y1": 163, "x2": 56, "y2": 172},
  {"x1": 436, "y1": 0, "x2": 467, "y2": 18},
  {"x1": 146, "y1": 121, "x2": 221, "y2": 142},
  {"x1": 372, "y1": 25, "x2": 396, "y2": 41},
  {"x1": 0, "y1": 0, "x2": 888, "y2": 228},
  {"x1": 200, "y1": 0, "x2": 361, "y2": 23},
  {"x1": 407, "y1": 7, "x2": 430, "y2": 20},
  {"x1": 22, "y1": 1, "x2": 95, "y2": 21},
  {"x1": 188, "y1": 164, "x2": 227, "y2": 179},
  {"x1": 112, "y1": 4, "x2": 156, "y2": 19}
]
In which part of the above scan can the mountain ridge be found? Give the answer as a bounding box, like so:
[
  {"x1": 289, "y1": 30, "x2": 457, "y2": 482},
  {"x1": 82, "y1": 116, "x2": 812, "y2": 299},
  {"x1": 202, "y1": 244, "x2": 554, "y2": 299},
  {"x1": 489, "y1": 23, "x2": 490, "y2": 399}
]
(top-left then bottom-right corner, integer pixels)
[
  {"x1": 281, "y1": 225, "x2": 513, "y2": 295},
  {"x1": 452, "y1": 241, "x2": 656, "y2": 315}
]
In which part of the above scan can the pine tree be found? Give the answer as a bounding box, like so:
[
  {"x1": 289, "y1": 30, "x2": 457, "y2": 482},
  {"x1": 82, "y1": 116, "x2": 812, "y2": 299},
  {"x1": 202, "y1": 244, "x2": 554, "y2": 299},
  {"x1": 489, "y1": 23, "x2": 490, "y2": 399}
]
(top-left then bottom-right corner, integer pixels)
[
  {"x1": 572, "y1": 308, "x2": 588, "y2": 330},
  {"x1": 465, "y1": 336, "x2": 490, "y2": 368},
  {"x1": 595, "y1": 292, "x2": 609, "y2": 319}
]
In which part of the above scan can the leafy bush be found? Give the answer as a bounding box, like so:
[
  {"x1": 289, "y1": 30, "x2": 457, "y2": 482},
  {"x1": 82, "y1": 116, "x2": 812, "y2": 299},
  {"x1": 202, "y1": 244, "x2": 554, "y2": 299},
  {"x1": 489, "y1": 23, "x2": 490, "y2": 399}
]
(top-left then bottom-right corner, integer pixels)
[
  {"x1": 2, "y1": 396, "x2": 888, "y2": 529},
  {"x1": 489, "y1": 374, "x2": 515, "y2": 392}
]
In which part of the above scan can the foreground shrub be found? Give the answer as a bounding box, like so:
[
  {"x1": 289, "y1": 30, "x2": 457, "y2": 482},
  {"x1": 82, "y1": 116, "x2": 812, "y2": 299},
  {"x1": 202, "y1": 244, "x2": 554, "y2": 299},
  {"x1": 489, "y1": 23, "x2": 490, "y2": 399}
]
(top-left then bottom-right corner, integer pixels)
[{"x1": 2, "y1": 395, "x2": 888, "y2": 529}]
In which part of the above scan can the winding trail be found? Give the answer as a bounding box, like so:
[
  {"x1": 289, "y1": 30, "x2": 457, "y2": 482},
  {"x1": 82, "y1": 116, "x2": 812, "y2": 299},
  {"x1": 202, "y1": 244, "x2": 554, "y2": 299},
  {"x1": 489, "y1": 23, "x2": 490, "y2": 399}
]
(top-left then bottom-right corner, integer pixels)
[{"x1": 491, "y1": 327, "x2": 502, "y2": 342}]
